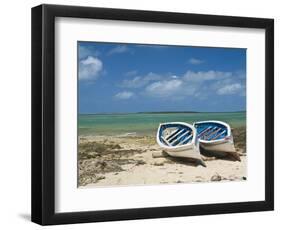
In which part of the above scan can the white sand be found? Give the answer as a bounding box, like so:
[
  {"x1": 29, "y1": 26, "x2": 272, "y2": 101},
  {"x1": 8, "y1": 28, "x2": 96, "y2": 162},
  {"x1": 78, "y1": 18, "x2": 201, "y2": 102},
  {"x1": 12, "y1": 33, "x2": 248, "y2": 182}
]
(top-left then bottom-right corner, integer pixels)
[{"x1": 79, "y1": 136, "x2": 247, "y2": 188}]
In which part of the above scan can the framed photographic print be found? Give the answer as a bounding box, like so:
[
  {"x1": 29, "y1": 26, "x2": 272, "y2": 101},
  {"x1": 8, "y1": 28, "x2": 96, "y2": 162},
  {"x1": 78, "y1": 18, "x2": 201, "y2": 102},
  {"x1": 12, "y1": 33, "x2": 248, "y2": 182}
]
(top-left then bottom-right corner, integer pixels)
[{"x1": 31, "y1": 4, "x2": 274, "y2": 225}]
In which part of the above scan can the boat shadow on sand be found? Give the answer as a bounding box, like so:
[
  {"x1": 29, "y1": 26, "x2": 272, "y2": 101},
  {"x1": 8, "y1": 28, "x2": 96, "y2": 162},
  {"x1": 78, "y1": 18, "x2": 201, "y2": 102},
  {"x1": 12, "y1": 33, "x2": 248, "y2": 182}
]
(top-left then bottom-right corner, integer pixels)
[{"x1": 199, "y1": 146, "x2": 241, "y2": 162}]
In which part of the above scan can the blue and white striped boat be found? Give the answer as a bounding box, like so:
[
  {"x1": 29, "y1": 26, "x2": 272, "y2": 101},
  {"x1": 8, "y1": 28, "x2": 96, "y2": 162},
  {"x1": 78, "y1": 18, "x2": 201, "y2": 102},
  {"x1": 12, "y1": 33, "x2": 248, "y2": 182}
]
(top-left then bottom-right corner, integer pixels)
[
  {"x1": 193, "y1": 120, "x2": 240, "y2": 160},
  {"x1": 156, "y1": 122, "x2": 205, "y2": 165}
]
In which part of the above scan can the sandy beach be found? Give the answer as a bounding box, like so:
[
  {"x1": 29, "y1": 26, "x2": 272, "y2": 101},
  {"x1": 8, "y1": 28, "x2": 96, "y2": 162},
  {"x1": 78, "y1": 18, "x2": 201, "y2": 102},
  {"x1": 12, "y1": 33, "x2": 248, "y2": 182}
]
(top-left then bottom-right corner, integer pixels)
[{"x1": 78, "y1": 127, "x2": 246, "y2": 187}]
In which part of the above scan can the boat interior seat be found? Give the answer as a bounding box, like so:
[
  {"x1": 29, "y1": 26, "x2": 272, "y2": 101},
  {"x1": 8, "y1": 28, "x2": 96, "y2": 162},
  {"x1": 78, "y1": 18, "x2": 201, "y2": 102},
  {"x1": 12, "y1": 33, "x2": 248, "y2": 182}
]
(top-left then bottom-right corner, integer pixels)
[
  {"x1": 200, "y1": 126, "x2": 217, "y2": 140},
  {"x1": 161, "y1": 127, "x2": 193, "y2": 146},
  {"x1": 177, "y1": 133, "x2": 193, "y2": 145},
  {"x1": 209, "y1": 130, "x2": 226, "y2": 140},
  {"x1": 170, "y1": 129, "x2": 190, "y2": 146},
  {"x1": 207, "y1": 128, "x2": 221, "y2": 140},
  {"x1": 197, "y1": 126, "x2": 212, "y2": 138}
]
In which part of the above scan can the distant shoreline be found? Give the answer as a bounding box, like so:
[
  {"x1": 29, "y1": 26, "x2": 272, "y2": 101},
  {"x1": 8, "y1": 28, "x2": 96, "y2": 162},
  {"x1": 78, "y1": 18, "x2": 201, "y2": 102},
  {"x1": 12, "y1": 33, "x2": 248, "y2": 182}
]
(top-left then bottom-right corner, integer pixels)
[{"x1": 79, "y1": 111, "x2": 246, "y2": 116}]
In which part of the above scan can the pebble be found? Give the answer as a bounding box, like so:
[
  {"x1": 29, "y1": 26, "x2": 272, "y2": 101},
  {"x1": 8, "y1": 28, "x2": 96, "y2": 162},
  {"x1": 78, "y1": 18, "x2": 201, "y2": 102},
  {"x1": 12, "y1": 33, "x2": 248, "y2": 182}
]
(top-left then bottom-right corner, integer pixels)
[
  {"x1": 194, "y1": 176, "x2": 204, "y2": 182},
  {"x1": 154, "y1": 162, "x2": 164, "y2": 166},
  {"x1": 97, "y1": 175, "x2": 106, "y2": 180},
  {"x1": 229, "y1": 175, "x2": 237, "y2": 181},
  {"x1": 135, "y1": 160, "x2": 146, "y2": 165},
  {"x1": 152, "y1": 151, "x2": 167, "y2": 158},
  {"x1": 211, "y1": 174, "x2": 222, "y2": 181}
]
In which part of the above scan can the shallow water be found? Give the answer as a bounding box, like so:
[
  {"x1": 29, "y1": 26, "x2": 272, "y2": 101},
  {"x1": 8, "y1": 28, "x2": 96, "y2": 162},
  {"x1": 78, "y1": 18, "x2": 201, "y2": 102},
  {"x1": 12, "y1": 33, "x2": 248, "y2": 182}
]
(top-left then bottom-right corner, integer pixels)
[{"x1": 79, "y1": 112, "x2": 246, "y2": 136}]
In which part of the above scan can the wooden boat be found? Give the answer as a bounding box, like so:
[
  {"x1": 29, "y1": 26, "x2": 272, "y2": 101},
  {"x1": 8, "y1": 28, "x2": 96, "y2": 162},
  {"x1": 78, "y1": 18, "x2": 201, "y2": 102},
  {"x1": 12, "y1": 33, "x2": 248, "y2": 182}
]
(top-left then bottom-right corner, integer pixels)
[
  {"x1": 193, "y1": 120, "x2": 240, "y2": 161},
  {"x1": 156, "y1": 122, "x2": 205, "y2": 166}
]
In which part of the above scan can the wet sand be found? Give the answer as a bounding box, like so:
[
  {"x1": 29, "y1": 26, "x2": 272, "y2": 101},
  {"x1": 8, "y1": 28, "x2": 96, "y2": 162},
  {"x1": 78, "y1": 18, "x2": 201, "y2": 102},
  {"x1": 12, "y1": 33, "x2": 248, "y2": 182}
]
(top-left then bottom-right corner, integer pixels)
[{"x1": 78, "y1": 127, "x2": 246, "y2": 187}]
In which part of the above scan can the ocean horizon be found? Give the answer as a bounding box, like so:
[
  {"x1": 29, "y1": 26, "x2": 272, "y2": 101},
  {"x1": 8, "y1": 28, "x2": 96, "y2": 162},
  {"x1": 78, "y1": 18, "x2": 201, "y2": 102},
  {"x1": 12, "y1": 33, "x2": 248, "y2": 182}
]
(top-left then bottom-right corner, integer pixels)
[
  {"x1": 78, "y1": 111, "x2": 246, "y2": 136},
  {"x1": 79, "y1": 110, "x2": 246, "y2": 115}
]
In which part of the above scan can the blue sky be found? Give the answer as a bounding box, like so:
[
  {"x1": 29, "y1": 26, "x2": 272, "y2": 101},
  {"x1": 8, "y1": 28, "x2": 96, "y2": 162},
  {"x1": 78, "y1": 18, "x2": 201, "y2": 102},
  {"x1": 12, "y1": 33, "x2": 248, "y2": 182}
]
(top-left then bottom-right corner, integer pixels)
[{"x1": 78, "y1": 42, "x2": 246, "y2": 114}]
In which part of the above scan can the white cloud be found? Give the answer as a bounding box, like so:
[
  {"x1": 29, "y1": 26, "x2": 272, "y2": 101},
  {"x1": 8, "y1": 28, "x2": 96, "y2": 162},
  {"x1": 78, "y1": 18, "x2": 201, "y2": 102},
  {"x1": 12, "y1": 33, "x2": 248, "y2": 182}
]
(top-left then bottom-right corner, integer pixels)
[
  {"x1": 79, "y1": 56, "x2": 103, "y2": 80},
  {"x1": 208, "y1": 72, "x2": 246, "y2": 96},
  {"x1": 121, "y1": 76, "x2": 143, "y2": 88},
  {"x1": 183, "y1": 70, "x2": 232, "y2": 82},
  {"x1": 145, "y1": 79, "x2": 183, "y2": 97},
  {"x1": 216, "y1": 83, "x2": 243, "y2": 95},
  {"x1": 142, "y1": 70, "x2": 245, "y2": 99},
  {"x1": 114, "y1": 91, "x2": 135, "y2": 100},
  {"x1": 108, "y1": 45, "x2": 130, "y2": 55},
  {"x1": 188, "y1": 58, "x2": 204, "y2": 65},
  {"x1": 117, "y1": 69, "x2": 245, "y2": 100},
  {"x1": 121, "y1": 72, "x2": 162, "y2": 88}
]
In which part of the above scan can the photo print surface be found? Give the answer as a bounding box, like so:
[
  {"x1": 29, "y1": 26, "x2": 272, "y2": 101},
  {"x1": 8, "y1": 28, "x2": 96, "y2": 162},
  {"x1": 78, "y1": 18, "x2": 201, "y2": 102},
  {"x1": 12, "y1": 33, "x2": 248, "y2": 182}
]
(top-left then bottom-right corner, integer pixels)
[{"x1": 77, "y1": 42, "x2": 246, "y2": 188}]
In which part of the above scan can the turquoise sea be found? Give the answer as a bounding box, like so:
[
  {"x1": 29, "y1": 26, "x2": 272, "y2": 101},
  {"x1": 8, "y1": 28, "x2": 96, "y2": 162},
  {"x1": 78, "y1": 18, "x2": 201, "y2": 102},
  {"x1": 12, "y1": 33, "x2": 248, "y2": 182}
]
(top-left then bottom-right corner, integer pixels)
[{"x1": 79, "y1": 112, "x2": 246, "y2": 136}]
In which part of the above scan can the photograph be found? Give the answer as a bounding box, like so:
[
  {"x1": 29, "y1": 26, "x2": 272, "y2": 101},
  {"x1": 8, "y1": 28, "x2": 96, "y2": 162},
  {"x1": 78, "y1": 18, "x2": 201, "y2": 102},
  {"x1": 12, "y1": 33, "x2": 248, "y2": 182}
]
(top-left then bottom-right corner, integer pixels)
[
  {"x1": 77, "y1": 42, "x2": 247, "y2": 187},
  {"x1": 30, "y1": 3, "x2": 274, "y2": 225}
]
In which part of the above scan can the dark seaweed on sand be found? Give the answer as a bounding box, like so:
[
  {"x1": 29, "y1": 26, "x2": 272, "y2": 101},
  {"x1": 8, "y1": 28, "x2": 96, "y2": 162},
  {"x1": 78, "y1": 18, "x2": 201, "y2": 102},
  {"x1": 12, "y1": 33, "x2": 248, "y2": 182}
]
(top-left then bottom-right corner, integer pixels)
[
  {"x1": 78, "y1": 141, "x2": 146, "y2": 186},
  {"x1": 232, "y1": 127, "x2": 246, "y2": 153}
]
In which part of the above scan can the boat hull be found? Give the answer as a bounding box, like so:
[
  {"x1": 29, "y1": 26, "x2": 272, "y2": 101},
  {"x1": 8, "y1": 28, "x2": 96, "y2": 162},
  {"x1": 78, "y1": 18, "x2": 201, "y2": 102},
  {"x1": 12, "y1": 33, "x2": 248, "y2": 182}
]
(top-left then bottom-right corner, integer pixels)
[
  {"x1": 164, "y1": 145, "x2": 206, "y2": 166},
  {"x1": 156, "y1": 122, "x2": 205, "y2": 166},
  {"x1": 199, "y1": 138, "x2": 240, "y2": 161},
  {"x1": 199, "y1": 139, "x2": 235, "y2": 153},
  {"x1": 164, "y1": 143, "x2": 200, "y2": 158},
  {"x1": 194, "y1": 120, "x2": 240, "y2": 161}
]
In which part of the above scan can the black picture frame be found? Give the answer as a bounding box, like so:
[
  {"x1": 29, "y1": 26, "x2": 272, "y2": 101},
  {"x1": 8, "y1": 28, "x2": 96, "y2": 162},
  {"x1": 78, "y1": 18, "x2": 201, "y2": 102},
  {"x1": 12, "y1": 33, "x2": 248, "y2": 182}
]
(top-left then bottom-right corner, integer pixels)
[{"x1": 31, "y1": 4, "x2": 274, "y2": 225}]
